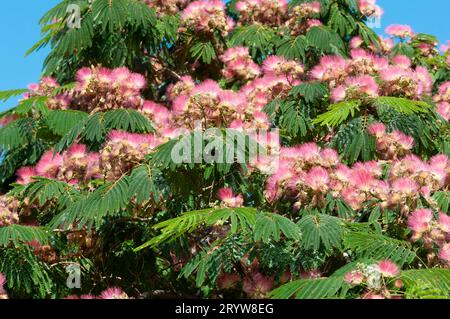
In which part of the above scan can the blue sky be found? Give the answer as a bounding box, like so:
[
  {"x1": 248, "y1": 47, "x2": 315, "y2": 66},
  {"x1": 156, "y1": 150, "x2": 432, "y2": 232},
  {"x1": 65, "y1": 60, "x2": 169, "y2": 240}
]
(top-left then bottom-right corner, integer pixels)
[{"x1": 1, "y1": 0, "x2": 450, "y2": 112}]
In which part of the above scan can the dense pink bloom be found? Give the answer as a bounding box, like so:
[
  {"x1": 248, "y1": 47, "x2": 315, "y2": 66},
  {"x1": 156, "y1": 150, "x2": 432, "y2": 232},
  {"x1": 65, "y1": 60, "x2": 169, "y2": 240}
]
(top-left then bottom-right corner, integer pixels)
[
  {"x1": 439, "y1": 243, "x2": 450, "y2": 262},
  {"x1": 0, "y1": 273, "x2": 6, "y2": 288},
  {"x1": 358, "y1": 0, "x2": 383, "y2": 17},
  {"x1": 243, "y1": 272, "x2": 274, "y2": 297},
  {"x1": 392, "y1": 55, "x2": 411, "y2": 69},
  {"x1": 217, "y1": 188, "x2": 244, "y2": 208},
  {"x1": 377, "y1": 260, "x2": 400, "y2": 277},
  {"x1": 438, "y1": 213, "x2": 450, "y2": 233},
  {"x1": 408, "y1": 208, "x2": 433, "y2": 237},
  {"x1": 344, "y1": 271, "x2": 364, "y2": 286},
  {"x1": 368, "y1": 122, "x2": 386, "y2": 138},
  {"x1": 331, "y1": 75, "x2": 379, "y2": 102},
  {"x1": 305, "y1": 167, "x2": 329, "y2": 192},
  {"x1": 386, "y1": 24, "x2": 414, "y2": 38},
  {"x1": 99, "y1": 287, "x2": 129, "y2": 299},
  {"x1": 436, "y1": 102, "x2": 450, "y2": 121},
  {"x1": 16, "y1": 166, "x2": 37, "y2": 185}
]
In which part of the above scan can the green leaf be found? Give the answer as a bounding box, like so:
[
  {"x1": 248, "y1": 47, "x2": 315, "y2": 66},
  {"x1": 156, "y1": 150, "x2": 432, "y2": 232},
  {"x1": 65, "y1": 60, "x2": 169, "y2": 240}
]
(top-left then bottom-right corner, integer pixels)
[
  {"x1": 253, "y1": 212, "x2": 302, "y2": 243},
  {"x1": 298, "y1": 214, "x2": 344, "y2": 252},
  {"x1": 0, "y1": 89, "x2": 27, "y2": 103},
  {"x1": 49, "y1": 175, "x2": 131, "y2": 230},
  {"x1": 374, "y1": 97, "x2": 430, "y2": 114},
  {"x1": 432, "y1": 191, "x2": 450, "y2": 213},
  {"x1": 104, "y1": 109, "x2": 154, "y2": 133},
  {"x1": 46, "y1": 110, "x2": 89, "y2": 136},
  {"x1": 402, "y1": 269, "x2": 450, "y2": 299},
  {"x1": 128, "y1": 165, "x2": 162, "y2": 204},
  {"x1": 229, "y1": 25, "x2": 275, "y2": 57},
  {"x1": 290, "y1": 82, "x2": 328, "y2": 103},
  {"x1": 190, "y1": 40, "x2": 216, "y2": 64},
  {"x1": 306, "y1": 26, "x2": 345, "y2": 55},
  {"x1": 312, "y1": 100, "x2": 361, "y2": 127},
  {"x1": 270, "y1": 277, "x2": 344, "y2": 299},
  {"x1": 275, "y1": 35, "x2": 307, "y2": 60},
  {"x1": 0, "y1": 225, "x2": 50, "y2": 247},
  {"x1": 135, "y1": 207, "x2": 258, "y2": 251},
  {"x1": 343, "y1": 231, "x2": 417, "y2": 266}
]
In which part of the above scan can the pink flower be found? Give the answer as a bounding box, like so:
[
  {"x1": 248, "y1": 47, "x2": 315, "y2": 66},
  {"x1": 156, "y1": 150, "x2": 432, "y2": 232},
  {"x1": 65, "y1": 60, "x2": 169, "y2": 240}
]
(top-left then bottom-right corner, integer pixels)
[
  {"x1": 377, "y1": 260, "x2": 400, "y2": 277},
  {"x1": 319, "y1": 148, "x2": 340, "y2": 167},
  {"x1": 331, "y1": 75, "x2": 379, "y2": 102},
  {"x1": 391, "y1": 131, "x2": 415, "y2": 150},
  {"x1": 344, "y1": 271, "x2": 364, "y2": 285},
  {"x1": 437, "y1": 102, "x2": 450, "y2": 121},
  {"x1": 408, "y1": 208, "x2": 433, "y2": 238},
  {"x1": 218, "y1": 272, "x2": 241, "y2": 289},
  {"x1": 350, "y1": 36, "x2": 363, "y2": 49},
  {"x1": 297, "y1": 143, "x2": 321, "y2": 163},
  {"x1": 35, "y1": 150, "x2": 64, "y2": 178},
  {"x1": 16, "y1": 166, "x2": 37, "y2": 185},
  {"x1": 243, "y1": 272, "x2": 274, "y2": 297},
  {"x1": 386, "y1": 24, "x2": 414, "y2": 38},
  {"x1": 217, "y1": 187, "x2": 244, "y2": 208},
  {"x1": 392, "y1": 55, "x2": 411, "y2": 69},
  {"x1": 99, "y1": 287, "x2": 129, "y2": 299},
  {"x1": 305, "y1": 167, "x2": 329, "y2": 192},
  {"x1": 439, "y1": 243, "x2": 450, "y2": 262},
  {"x1": 438, "y1": 213, "x2": 450, "y2": 233},
  {"x1": 368, "y1": 122, "x2": 386, "y2": 138},
  {"x1": 391, "y1": 177, "x2": 418, "y2": 195},
  {"x1": 0, "y1": 273, "x2": 6, "y2": 288}
]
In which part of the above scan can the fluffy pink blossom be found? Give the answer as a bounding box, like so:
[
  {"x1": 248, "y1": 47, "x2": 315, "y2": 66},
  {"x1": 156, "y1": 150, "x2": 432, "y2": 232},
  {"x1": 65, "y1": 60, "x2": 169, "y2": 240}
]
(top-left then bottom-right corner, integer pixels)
[
  {"x1": 99, "y1": 287, "x2": 129, "y2": 299},
  {"x1": 439, "y1": 243, "x2": 450, "y2": 262},
  {"x1": 217, "y1": 187, "x2": 244, "y2": 208},
  {"x1": 331, "y1": 75, "x2": 379, "y2": 102},
  {"x1": 408, "y1": 208, "x2": 433, "y2": 238},
  {"x1": 344, "y1": 271, "x2": 364, "y2": 286},
  {"x1": 377, "y1": 260, "x2": 400, "y2": 277},
  {"x1": 368, "y1": 122, "x2": 386, "y2": 138},
  {"x1": 386, "y1": 24, "x2": 414, "y2": 38},
  {"x1": 438, "y1": 213, "x2": 450, "y2": 233}
]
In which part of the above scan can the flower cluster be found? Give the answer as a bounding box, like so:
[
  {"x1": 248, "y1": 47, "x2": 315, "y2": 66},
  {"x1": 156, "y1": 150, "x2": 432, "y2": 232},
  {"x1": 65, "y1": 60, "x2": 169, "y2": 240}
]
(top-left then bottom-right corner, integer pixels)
[
  {"x1": 408, "y1": 209, "x2": 450, "y2": 265},
  {"x1": 143, "y1": 0, "x2": 189, "y2": 16},
  {"x1": 25, "y1": 76, "x2": 71, "y2": 110},
  {"x1": 180, "y1": 0, "x2": 233, "y2": 36},
  {"x1": 16, "y1": 144, "x2": 101, "y2": 185},
  {"x1": 235, "y1": 0, "x2": 288, "y2": 27},
  {"x1": 262, "y1": 55, "x2": 305, "y2": 83},
  {"x1": 0, "y1": 273, "x2": 8, "y2": 299},
  {"x1": 0, "y1": 114, "x2": 18, "y2": 127},
  {"x1": 217, "y1": 258, "x2": 277, "y2": 299},
  {"x1": 220, "y1": 47, "x2": 261, "y2": 81},
  {"x1": 345, "y1": 260, "x2": 401, "y2": 299},
  {"x1": 27, "y1": 240, "x2": 58, "y2": 264},
  {"x1": 217, "y1": 187, "x2": 244, "y2": 208},
  {"x1": 170, "y1": 78, "x2": 272, "y2": 130},
  {"x1": 368, "y1": 123, "x2": 415, "y2": 160},
  {"x1": 433, "y1": 82, "x2": 450, "y2": 121},
  {"x1": 385, "y1": 24, "x2": 415, "y2": 39},
  {"x1": 311, "y1": 50, "x2": 432, "y2": 101},
  {"x1": 0, "y1": 195, "x2": 20, "y2": 227},
  {"x1": 66, "y1": 287, "x2": 129, "y2": 299},
  {"x1": 357, "y1": 0, "x2": 383, "y2": 18},
  {"x1": 100, "y1": 130, "x2": 161, "y2": 181},
  {"x1": 258, "y1": 142, "x2": 449, "y2": 213},
  {"x1": 72, "y1": 67, "x2": 147, "y2": 113}
]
